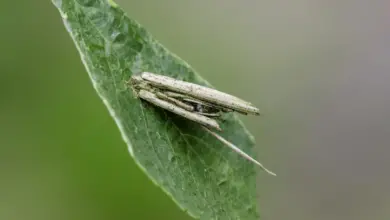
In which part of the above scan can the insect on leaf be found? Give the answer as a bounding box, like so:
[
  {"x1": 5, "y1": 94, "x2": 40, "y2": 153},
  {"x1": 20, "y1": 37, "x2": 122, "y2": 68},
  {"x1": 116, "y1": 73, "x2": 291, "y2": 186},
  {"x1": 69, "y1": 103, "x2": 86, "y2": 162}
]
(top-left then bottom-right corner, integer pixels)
[{"x1": 52, "y1": 0, "x2": 262, "y2": 219}]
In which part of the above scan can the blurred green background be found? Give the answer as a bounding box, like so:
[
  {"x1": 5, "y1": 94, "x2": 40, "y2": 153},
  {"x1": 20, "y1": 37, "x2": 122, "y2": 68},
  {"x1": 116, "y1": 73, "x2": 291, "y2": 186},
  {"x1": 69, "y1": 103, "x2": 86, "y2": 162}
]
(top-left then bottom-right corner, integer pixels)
[{"x1": 1, "y1": 1, "x2": 390, "y2": 219}]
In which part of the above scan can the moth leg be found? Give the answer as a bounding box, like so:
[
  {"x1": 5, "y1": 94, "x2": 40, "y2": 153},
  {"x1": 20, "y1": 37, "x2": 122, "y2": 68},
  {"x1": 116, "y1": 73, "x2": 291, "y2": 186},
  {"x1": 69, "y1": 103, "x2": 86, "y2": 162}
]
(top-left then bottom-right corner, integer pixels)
[
  {"x1": 161, "y1": 91, "x2": 234, "y2": 117},
  {"x1": 162, "y1": 91, "x2": 226, "y2": 111},
  {"x1": 182, "y1": 98, "x2": 233, "y2": 113},
  {"x1": 161, "y1": 91, "x2": 223, "y2": 115},
  {"x1": 155, "y1": 91, "x2": 195, "y2": 112},
  {"x1": 196, "y1": 112, "x2": 222, "y2": 117}
]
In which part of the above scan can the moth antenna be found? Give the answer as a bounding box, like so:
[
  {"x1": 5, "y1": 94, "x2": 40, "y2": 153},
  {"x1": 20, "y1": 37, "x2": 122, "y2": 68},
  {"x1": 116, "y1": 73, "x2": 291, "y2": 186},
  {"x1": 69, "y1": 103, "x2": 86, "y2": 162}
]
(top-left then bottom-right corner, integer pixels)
[{"x1": 202, "y1": 126, "x2": 276, "y2": 176}]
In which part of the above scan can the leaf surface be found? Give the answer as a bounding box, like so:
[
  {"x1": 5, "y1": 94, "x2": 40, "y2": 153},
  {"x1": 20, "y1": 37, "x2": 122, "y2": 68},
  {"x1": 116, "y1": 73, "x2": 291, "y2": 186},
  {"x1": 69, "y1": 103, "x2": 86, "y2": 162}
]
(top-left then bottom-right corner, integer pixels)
[{"x1": 52, "y1": 0, "x2": 260, "y2": 219}]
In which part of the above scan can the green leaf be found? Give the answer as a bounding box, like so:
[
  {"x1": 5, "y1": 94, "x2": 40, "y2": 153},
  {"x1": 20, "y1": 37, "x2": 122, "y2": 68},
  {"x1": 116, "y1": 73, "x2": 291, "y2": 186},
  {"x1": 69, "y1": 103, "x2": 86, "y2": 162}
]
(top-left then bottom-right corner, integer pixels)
[{"x1": 52, "y1": 0, "x2": 260, "y2": 219}]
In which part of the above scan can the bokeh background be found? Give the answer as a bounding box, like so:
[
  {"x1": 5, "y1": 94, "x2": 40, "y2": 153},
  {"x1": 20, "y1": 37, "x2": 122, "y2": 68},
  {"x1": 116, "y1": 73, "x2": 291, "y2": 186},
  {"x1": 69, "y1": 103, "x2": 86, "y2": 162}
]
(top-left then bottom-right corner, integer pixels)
[{"x1": 1, "y1": 0, "x2": 389, "y2": 219}]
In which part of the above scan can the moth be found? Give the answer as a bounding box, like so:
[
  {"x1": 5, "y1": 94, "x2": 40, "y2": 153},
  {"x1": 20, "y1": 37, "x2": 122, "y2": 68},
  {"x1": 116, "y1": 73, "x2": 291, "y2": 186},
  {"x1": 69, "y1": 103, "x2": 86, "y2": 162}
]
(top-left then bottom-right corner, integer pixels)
[{"x1": 128, "y1": 72, "x2": 275, "y2": 176}]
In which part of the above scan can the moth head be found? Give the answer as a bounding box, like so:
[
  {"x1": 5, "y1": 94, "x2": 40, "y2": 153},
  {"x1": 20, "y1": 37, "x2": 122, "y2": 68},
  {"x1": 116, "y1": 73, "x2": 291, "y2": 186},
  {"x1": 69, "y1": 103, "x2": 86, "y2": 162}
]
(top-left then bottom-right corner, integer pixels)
[
  {"x1": 128, "y1": 74, "x2": 154, "y2": 97},
  {"x1": 129, "y1": 74, "x2": 143, "y2": 87}
]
